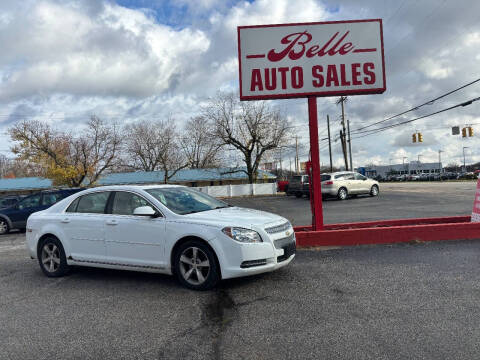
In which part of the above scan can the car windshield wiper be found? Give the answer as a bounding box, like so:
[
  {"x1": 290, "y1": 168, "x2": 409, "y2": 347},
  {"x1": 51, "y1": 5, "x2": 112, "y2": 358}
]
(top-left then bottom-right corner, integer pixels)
[{"x1": 182, "y1": 205, "x2": 231, "y2": 215}]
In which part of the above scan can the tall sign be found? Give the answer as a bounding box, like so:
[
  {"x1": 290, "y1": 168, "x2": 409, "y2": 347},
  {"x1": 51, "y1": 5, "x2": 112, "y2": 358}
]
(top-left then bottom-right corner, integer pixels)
[
  {"x1": 237, "y1": 19, "x2": 386, "y2": 230},
  {"x1": 238, "y1": 19, "x2": 385, "y2": 100}
]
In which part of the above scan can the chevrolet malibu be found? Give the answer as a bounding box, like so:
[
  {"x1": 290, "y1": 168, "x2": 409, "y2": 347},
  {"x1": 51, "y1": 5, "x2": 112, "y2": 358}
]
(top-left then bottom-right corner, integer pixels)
[{"x1": 26, "y1": 185, "x2": 296, "y2": 290}]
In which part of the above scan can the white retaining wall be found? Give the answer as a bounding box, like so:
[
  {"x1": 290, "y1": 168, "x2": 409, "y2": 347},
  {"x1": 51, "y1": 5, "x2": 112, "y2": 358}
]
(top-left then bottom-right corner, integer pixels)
[{"x1": 197, "y1": 183, "x2": 277, "y2": 197}]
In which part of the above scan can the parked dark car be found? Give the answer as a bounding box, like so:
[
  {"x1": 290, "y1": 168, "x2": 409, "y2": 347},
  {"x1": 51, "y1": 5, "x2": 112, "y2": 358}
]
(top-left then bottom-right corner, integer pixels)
[
  {"x1": 286, "y1": 174, "x2": 331, "y2": 198},
  {"x1": 0, "y1": 188, "x2": 83, "y2": 235},
  {"x1": 0, "y1": 195, "x2": 23, "y2": 209}
]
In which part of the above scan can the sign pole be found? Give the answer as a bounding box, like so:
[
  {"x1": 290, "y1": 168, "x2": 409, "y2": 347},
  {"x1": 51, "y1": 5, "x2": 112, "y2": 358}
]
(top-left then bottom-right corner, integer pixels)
[{"x1": 308, "y1": 96, "x2": 324, "y2": 230}]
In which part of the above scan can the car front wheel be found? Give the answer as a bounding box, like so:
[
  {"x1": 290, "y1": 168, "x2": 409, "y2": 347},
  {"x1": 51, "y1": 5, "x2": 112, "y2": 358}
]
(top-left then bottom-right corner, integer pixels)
[
  {"x1": 38, "y1": 237, "x2": 70, "y2": 277},
  {"x1": 337, "y1": 187, "x2": 348, "y2": 200},
  {"x1": 174, "y1": 240, "x2": 220, "y2": 290},
  {"x1": 370, "y1": 185, "x2": 379, "y2": 197},
  {"x1": 0, "y1": 219, "x2": 9, "y2": 235}
]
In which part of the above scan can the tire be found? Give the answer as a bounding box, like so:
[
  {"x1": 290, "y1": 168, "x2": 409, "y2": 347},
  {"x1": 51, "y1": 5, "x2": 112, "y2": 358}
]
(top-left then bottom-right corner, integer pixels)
[
  {"x1": 370, "y1": 185, "x2": 379, "y2": 197},
  {"x1": 337, "y1": 187, "x2": 348, "y2": 200},
  {"x1": 295, "y1": 192, "x2": 302, "y2": 198},
  {"x1": 173, "y1": 240, "x2": 220, "y2": 291},
  {"x1": 0, "y1": 218, "x2": 9, "y2": 235},
  {"x1": 37, "y1": 236, "x2": 70, "y2": 277}
]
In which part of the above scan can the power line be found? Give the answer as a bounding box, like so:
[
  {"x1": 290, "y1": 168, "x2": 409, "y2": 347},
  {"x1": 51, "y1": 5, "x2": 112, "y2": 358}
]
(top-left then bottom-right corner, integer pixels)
[
  {"x1": 352, "y1": 77, "x2": 480, "y2": 133},
  {"x1": 350, "y1": 96, "x2": 480, "y2": 140}
]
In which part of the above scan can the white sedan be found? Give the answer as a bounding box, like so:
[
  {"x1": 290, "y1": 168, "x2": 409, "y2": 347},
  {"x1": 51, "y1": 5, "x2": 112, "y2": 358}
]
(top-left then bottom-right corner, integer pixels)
[{"x1": 26, "y1": 185, "x2": 295, "y2": 290}]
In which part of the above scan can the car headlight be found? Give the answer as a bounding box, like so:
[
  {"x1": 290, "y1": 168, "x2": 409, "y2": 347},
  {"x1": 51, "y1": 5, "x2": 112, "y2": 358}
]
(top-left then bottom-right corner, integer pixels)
[{"x1": 222, "y1": 227, "x2": 263, "y2": 243}]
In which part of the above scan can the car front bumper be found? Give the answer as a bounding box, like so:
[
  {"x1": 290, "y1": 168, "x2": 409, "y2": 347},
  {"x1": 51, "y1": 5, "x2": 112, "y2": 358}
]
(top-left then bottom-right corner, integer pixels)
[{"x1": 214, "y1": 231, "x2": 296, "y2": 280}]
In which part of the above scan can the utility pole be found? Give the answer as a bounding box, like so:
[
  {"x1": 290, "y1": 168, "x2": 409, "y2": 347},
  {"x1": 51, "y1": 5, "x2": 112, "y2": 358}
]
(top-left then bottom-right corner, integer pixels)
[
  {"x1": 463, "y1": 146, "x2": 469, "y2": 172},
  {"x1": 337, "y1": 96, "x2": 348, "y2": 170},
  {"x1": 327, "y1": 115, "x2": 333, "y2": 172},
  {"x1": 438, "y1": 150, "x2": 443, "y2": 172},
  {"x1": 438, "y1": 150, "x2": 443, "y2": 180},
  {"x1": 295, "y1": 135, "x2": 299, "y2": 174},
  {"x1": 340, "y1": 130, "x2": 349, "y2": 171},
  {"x1": 402, "y1": 156, "x2": 408, "y2": 174},
  {"x1": 279, "y1": 147, "x2": 282, "y2": 179},
  {"x1": 347, "y1": 119, "x2": 353, "y2": 171}
]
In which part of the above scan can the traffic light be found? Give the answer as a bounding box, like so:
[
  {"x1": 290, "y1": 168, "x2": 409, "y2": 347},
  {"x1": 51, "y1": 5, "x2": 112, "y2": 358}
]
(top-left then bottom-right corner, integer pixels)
[
  {"x1": 462, "y1": 127, "x2": 467, "y2": 137},
  {"x1": 412, "y1": 134, "x2": 417, "y2": 143},
  {"x1": 468, "y1": 126, "x2": 474, "y2": 137},
  {"x1": 418, "y1": 133, "x2": 423, "y2": 142}
]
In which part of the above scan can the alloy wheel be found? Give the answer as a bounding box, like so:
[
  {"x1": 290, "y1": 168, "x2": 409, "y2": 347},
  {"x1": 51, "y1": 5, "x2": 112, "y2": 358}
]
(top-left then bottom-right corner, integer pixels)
[
  {"x1": 41, "y1": 243, "x2": 61, "y2": 273},
  {"x1": 179, "y1": 246, "x2": 210, "y2": 286},
  {"x1": 0, "y1": 220, "x2": 7, "y2": 235},
  {"x1": 339, "y1": 188, "x2": 347, "y2": 200},
  {"x1": 371, "y1": 186, "x2": 379, "y2": 196}
]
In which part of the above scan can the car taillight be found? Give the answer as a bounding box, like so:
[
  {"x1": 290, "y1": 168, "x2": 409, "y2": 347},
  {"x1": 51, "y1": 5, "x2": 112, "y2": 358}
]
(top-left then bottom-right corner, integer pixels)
[{"x1": 324, "y1": 181, "x2": 333, "y2": 185}]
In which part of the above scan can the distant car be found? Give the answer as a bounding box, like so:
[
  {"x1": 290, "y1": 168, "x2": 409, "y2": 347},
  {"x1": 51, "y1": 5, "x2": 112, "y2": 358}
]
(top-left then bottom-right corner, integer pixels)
[
  {"x1": 0, "y1": 188, "x2": 83, "y2": 235},
  {"x1": 26, "y1": 185, "x2": 295, "y2": 290},
  {"x1": 286, "y1": 175, "x2": 310, "y2": 197},
  {"x1": 0, "y1": 195, "x2": 22, "y2": 209},
  {"x1": 321, "y1": 171, "x2": 380, "y2": 200},
  {"x1": 409, "y1": 174, "x2": 420, "y2": 181}
]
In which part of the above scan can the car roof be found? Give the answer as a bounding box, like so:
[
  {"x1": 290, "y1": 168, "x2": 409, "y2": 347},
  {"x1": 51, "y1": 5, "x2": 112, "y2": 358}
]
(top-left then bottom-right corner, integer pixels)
[{"x1": 77, "y1": 184, "x2": 184, "y2": 193}]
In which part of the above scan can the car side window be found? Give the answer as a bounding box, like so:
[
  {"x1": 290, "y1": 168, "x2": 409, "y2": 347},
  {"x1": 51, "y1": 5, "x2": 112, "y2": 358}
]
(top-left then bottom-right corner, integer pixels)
[
  {"x1": 17, "y1": 194, "x2": 41, "y2": 210},
  {"x1": 112, "y1": 192, "x2": 152, "y2": 216},
  {"x1": 42, "y1": 193, "x2": 63, "y2": 207},
  {"x1": 354, "y1": 173, "x2": 367, "y2": 180},
  {"x1": 76, "y1": 192, "x2": 110, "y2": 214},
  {"x1": 334, "y1": 174, "x2": 345, "y2": 180},
  {"x1": 344, "y1": 174, "x2": 355, "y2": 180},
  {"x1": 66, "y1": 198, "x2": 80, "y2": 213}
]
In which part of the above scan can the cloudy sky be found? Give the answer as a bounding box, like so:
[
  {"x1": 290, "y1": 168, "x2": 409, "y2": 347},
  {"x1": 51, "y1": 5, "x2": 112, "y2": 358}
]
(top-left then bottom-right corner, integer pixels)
[{"x1": 0, "y1": 0, "x2": 479, "y2": 169}]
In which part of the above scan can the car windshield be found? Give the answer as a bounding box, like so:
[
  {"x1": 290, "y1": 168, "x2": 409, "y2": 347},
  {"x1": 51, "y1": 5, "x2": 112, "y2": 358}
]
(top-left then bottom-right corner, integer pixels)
[{"x1": 146, "y1": 187, "x2": 228, "y2": 215}]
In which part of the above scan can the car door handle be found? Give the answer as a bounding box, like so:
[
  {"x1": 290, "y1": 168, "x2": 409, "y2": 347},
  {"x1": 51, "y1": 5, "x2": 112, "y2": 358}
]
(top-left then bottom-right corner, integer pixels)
[
  {"x1": 106, "y1": 220, "x2": 118, "y2": 225},
  {"x1": 61, "y1": 218, "x2": 70, "y2": 223}
]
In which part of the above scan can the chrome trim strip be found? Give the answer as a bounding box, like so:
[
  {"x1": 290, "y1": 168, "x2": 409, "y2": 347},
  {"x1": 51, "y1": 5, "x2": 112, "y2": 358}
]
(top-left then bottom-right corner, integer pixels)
[{"x1": 71, "y1": 257, "x2": 165, "y2": 270}]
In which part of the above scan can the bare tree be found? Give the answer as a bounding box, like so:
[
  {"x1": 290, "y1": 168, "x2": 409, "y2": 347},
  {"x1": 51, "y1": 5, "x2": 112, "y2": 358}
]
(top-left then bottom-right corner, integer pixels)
[
  {"x1": 124, "y1": 119, "x2": 187, "y2": 183},
  {"x1": 204, "y1": 92, "x2": 290, "y2": 183},
  {"x1": 9, "y1": 117, "x2": 122, "y2": 186},
  {"x1": 0, "y1": 155, "x2": 11, "y2": 178},
  {"x1": 180, "y1": 116, "x2": 223, "y2": 169}
]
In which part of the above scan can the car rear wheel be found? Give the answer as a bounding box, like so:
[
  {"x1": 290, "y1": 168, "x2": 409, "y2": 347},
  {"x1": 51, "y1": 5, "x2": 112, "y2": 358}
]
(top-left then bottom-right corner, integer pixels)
[
  {"x1": 337, "y1": 187, "x2": 348, "y2": 200},
  {"x1": 370, "y1": 185, "x2": 379, "y2": 197},
  {"x1": 38, "y1": 237, "x2": 70, "y2": 277},
  {"x1": 0, "y1": 219, "x2": 9, "y2": 235},
  {"x1": 174, "y1": 240, "x2": 220, "y2": 291}
]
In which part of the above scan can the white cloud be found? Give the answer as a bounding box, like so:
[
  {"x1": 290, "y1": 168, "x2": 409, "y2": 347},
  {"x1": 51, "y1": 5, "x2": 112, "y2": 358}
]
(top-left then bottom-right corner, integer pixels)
[
  {"x1": 1, "y1": 0, "x2": 480, "y2": 168},
  {"x1": 0, "y1": 1, "x2": 210, "y2": 101}
]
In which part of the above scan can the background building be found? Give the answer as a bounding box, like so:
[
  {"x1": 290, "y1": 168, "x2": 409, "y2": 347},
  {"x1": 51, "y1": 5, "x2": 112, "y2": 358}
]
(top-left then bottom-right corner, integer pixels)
[{"x1": 361, "y1": 161, "x2": 443, "y2": 178}]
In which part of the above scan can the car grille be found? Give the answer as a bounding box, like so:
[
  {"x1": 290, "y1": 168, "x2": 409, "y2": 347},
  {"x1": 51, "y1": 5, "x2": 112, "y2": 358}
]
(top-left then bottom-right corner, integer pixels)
[
  {"x1": 274, "y1": 233, "x2": 296, "y2": 262},
  {"x1": 265, "y1": 221, "x2": 291, "y2": 234}
]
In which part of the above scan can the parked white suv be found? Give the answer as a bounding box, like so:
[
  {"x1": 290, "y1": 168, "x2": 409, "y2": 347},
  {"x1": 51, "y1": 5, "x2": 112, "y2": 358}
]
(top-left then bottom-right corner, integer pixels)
[
  {"x1": 321, "y1": 172, "x2": 380, "y2": 200},
  {"x1": 26, "y1": 185, "x2": 295, "y2": 290}
]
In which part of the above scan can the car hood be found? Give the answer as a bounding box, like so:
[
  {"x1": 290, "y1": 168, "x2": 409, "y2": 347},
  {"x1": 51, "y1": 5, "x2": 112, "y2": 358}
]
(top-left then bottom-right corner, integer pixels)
[{"x1": 180, "y1": 206, "x2": 288, "y2": 229}]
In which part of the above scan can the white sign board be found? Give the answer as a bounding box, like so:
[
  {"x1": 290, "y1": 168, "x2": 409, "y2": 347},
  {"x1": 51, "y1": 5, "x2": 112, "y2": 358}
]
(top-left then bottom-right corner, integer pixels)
[{"x1": 238, "y1": 19, "x2": 386, "y2": 100}]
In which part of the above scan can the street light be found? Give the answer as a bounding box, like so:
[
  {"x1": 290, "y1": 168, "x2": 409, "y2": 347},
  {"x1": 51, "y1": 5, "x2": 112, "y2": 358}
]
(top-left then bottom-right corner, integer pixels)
[
  {"x1": 463, "y1": 147, "x2": 469, "y2": 172},
  {"x1": 438, "y1": 150, "x2": 444, "y2": 175},
  {"x1": 402, "y1": 156, "x2": 408, "y2": 175}
]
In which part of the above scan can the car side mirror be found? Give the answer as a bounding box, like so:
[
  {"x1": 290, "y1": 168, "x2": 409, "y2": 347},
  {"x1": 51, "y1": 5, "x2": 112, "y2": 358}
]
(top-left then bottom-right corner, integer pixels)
[{"x1": 133, "y1": 206, "x2": 159, "y2": 217}]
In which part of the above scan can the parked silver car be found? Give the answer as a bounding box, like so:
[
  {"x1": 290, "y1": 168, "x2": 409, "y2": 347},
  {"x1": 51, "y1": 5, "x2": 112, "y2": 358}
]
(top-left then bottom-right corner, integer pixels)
[{"x1": 321, "y1": 172, "x2": 380, "y2": 200}]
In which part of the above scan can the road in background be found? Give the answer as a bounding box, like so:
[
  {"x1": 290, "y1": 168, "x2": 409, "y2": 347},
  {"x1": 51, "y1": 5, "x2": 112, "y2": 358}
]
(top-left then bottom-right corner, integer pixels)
[{"x1": 229, "y1": 181, "x2": 477, "y2": 226}]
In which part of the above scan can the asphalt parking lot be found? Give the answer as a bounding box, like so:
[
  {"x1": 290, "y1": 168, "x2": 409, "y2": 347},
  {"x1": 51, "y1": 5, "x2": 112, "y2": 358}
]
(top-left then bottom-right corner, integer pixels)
[{"x1": 1, "y1": 182, "x2": 479, "y2": 360}]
